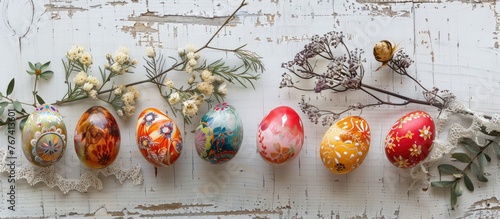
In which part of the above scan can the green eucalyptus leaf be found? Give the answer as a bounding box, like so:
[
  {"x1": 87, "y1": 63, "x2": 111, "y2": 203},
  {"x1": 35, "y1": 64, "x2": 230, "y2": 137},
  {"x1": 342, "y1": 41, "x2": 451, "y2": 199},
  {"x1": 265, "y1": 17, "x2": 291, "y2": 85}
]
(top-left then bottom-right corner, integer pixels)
[
  {"x1": 430, "y1": 181, "x2": 455, "y2": 188},
  {"x1": 36, "y1": 94, "x2": 45, "y2": 105},
  {"x1": 451, "y1": 153, "x2": 471, "y2": 163},
  {"x1": 19, "y1": 116, "x2": 27, "y2": 131},
  {"x1": 0, "y1": 107, "x2": 4, "y2": 117},
  {"x1": 471, "y1": 162, "x2": 488, "y2": 182},
  {"x1": 491, "y1": 141, "x2": 500, "y2": 160},
  {"x1": 450, "y1": 184, "x2": 458, "y2": 210},
  {"x1": 40, "y1": 71, "x2": 54, "y2": 80},
  {"x1": 28, "y1": 62, "x2": 35, "y2": 70},
  {"x1": 463, "y1": 173, "x2": 474, "y2": 192},
  {"x1": 453, "y1": 181, "x2": 463, "y2": 197},
  {"x1": 484, "y1": 153, "x2": 492, "y2": 162},
  {"x1": 438, "y1": 164, "x2": 462, "y2": 175},
  {"x1": 34, "y1": 62, "x2": 41, "y2": 69},
  {"x1": 26, "y1": 70, "x2": 35, "y2": 75},
  {"x1": 41, "y1": 61, "x2": 50, "y2": 70},
  {"x1": 462, "y1": 138, "x2": 480, "y2": 154},
  {"x1": 478, "y1": 153, "x2": 487, "y2": 169},
  {"x1": 13, "y1": 101, "x2": 22, "y2": 113},
  {"x1": 0, "y1": 101, "x2": 8, "y2": 108},
  {"x1": 6, "y1": 78, "x2": 14, "y2": 96}
]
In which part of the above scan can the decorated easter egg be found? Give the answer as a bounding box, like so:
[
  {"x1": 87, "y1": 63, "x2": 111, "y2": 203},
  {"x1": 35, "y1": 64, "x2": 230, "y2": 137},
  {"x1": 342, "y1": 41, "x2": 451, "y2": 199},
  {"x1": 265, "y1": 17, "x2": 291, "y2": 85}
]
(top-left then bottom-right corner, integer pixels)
[
  {"x1": 136, "y1": 108, "x2": 182, "y2": 167},
  {"x1": 385, "y1": 111, "x2": 435, "y2": 168},
  {"x1": 257, "y1": 106, "x2": 304, "y2": 164},
  {"x1": 320, "y1": 116, "x2": 370, "y2": 174},
  {"x1": 74, "y1": 106, "x2": 120, "y2": 169},
  {"x1": 195, "y1": 102, "x2": 243, "y2": 164},
  {"x1": 21, "y1": 104, "x2": 67, "y2": 167}
]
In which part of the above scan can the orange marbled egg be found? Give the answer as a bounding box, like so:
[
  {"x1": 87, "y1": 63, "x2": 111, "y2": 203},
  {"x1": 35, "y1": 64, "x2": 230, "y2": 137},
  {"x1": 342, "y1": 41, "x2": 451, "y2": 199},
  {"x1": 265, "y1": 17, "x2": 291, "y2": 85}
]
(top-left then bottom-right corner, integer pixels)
[{"x1": 74, "y1": 106, "x2": 120, "y2": 169}]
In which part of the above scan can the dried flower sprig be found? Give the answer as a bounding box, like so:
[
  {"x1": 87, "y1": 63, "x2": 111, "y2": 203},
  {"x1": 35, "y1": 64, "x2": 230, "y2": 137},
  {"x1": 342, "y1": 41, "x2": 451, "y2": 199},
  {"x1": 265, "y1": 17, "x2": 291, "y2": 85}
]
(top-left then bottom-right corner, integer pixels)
[
  {"x1": 57, "y1": 45, "x2": 140, "y2": 119},
  {"x1": 281, "y1": 30, "x2": 500, "y2": 209},
  {"x1": 280, "y1": 31, "x2": 454, "y2": 126},
  {"x1": 144, "y1": 42, "x2": 263, "y2": 124},
  {"x1": 140, "y1": 1, "x2": 263, "y2": 124},
  {"x1": 0, "y1": 0, "x2": 261, "y2": 127}
]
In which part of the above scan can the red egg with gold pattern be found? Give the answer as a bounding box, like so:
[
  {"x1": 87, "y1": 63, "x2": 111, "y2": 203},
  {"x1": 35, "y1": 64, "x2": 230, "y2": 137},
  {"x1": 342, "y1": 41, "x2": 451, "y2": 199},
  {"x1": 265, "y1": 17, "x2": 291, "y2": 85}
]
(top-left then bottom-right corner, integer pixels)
[{"x1": 385, "y1": 111, "x2": 435, "y2": 168}]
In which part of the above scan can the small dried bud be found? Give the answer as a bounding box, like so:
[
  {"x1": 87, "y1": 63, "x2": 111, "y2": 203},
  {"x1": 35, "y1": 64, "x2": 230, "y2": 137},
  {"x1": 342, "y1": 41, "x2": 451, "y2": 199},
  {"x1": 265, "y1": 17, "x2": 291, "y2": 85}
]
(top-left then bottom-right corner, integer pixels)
[
  {"x1": 188, "y1": 75, "x2": 195, "y2": 85},
  {"x1": 373, "y1": 40, "x2": 397, "y2": 64}
]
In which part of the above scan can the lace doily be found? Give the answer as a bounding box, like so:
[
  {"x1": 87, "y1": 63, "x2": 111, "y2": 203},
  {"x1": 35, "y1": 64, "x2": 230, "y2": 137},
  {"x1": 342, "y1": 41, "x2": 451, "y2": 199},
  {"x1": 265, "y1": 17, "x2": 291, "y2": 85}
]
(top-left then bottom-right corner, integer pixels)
[
  {"x1": 410, "y1": 100, "x2": 500, "y2": 189},
  {"x1": 0, "y1": 148, "x2": 143, "y2": 194}
]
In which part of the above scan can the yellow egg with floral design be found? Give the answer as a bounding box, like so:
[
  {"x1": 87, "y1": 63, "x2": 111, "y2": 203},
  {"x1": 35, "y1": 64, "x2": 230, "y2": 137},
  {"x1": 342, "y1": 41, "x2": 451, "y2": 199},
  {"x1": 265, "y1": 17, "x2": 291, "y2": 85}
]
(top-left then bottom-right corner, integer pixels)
[{"x1": 320, "y1": 116, "x2": 370, "y2": 174}]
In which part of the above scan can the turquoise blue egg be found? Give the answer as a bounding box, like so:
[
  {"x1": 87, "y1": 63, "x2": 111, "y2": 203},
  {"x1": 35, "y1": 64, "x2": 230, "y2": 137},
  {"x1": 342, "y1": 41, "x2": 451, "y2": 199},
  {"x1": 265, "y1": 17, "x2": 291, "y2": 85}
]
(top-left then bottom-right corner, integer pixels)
[{"x1": 194, "y1": 102, "x2": 243, "y2": 164}]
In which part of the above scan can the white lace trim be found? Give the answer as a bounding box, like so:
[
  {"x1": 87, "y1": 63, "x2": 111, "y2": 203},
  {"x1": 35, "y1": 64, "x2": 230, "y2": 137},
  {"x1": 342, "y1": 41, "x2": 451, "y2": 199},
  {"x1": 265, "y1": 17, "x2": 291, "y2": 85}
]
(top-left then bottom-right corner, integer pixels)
[
  {"x1": 0, "y1": 149, "x2": 143, "y2": 194},
  {"x1": 410, "y1": 100, "x2": 500, "y2": 189}
]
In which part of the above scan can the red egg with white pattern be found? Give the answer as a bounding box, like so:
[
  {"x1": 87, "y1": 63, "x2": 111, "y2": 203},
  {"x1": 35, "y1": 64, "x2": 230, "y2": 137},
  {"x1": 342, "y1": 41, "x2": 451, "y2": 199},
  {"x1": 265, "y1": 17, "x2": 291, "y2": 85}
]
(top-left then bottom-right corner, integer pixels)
[
  {"x1": 385, "y1": 111, "x2": 435, "y2": 168},
  {"x1": 257, "y1": 106, "x2": 304, "y2": 164}
]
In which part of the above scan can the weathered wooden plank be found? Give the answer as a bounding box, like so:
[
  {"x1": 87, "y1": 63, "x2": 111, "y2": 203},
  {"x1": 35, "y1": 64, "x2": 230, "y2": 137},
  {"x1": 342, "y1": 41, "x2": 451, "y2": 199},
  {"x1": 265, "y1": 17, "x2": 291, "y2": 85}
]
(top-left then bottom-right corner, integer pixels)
[{"x1": 0, "y1": 0, "x2": 500, "y2": 218}]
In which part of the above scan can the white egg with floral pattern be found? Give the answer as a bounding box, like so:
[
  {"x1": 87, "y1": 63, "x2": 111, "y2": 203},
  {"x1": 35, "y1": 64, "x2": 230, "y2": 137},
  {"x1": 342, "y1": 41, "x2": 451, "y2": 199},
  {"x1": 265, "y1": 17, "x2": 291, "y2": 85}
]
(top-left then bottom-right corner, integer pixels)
[{"x1": 21, "y1": 104, "x2": 67, "y2": 167}]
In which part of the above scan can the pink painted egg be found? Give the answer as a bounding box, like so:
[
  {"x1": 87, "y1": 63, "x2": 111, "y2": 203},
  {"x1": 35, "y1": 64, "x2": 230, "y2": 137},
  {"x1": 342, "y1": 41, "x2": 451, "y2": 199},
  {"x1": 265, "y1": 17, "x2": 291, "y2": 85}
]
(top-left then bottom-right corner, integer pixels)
[
  {"x1": 257, "y1": 106, "x2": 304, "y2": 164},
  {"x1": 136, "y1": 108, "x2": 182, "y2": 167},
  {"x1": 74, "y1": 106, "x2": 120, "y2": 169},
  {"x1": 320, "y1": 116, "x2": 371, "y2": 174},
  {"x1": 385, "y1": 111, "x2": 435, "y2": 168}
]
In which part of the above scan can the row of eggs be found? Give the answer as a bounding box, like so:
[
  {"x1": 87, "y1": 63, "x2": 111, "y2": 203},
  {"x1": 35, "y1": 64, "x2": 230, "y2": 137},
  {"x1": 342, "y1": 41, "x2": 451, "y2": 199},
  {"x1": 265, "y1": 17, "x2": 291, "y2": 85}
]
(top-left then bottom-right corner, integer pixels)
[{"x1": 21, "y1": 104, "x2": 435, "y2": 174}]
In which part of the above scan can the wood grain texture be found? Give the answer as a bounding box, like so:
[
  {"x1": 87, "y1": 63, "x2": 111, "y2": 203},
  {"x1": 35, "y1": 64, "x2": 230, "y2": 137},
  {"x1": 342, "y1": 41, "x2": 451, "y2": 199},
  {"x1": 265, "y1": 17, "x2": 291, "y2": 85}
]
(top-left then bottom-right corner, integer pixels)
[{"x1": 0, "y1": 0, "x2": 500, "y2": 218}]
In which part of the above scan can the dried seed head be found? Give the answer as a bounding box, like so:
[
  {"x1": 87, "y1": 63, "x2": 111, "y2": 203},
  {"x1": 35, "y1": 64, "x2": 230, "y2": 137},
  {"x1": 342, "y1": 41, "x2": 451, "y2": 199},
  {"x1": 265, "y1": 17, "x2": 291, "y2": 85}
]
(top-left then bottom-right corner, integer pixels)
[{"x1": 373, "y1": 40, "x2": 397, "y2": 63}]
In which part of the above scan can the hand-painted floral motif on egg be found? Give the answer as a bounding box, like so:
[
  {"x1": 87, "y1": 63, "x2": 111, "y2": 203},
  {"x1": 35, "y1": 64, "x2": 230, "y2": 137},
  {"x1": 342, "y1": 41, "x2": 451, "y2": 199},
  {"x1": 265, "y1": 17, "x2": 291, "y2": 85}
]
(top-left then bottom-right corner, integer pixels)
[
  {"x1": 74, "y1": 106, "x2": 120, "y2": 169},
  {"x1": 385, "y1": 110, "x2": 435, "y2": 168},
  {"x1": 195, "y1": 102, "x2": 243, "y2": 164},
  {"x1": 257, "y1": 106, "x2": 304, "y2": 164},
  {"x1": 320, "y1": 116, "x2": 371, "y2": 174},
  {"x1": 21, "y1": 104, "x2": 67, "y2": 167},
  {"x1": 136, "y1": 108, "x2": 182, "y2": 167}
]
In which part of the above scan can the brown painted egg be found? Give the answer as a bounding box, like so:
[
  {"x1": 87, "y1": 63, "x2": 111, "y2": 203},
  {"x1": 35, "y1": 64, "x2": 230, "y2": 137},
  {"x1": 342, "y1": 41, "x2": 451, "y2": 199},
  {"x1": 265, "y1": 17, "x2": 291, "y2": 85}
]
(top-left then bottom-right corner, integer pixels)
[
  {"x1": 136, "y1": 108, "x2": 182, "y2": 167},
  {"x1": 385, "y1": 111, "x2": 435, "y2": 168},
  {"x1": 74, "y1": 106, "x2": 120, "y2": 169},
  {"x1": 257, "y1": 106, "x2": 304, "y2": 164},
  {"x1": 320, "y1": 116, "x2": 370, "y2": 174},
  {"x1": 21, "y1": 104, "x2": 67, "y2": 167}
]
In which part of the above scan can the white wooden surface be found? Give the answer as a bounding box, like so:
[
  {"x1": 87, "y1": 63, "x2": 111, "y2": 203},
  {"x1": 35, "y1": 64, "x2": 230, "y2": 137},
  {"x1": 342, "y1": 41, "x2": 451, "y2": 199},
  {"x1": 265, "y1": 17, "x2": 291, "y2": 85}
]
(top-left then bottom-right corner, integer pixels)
[{"x1": 1, "y1": 0, "x2": 500, "y2": 218}]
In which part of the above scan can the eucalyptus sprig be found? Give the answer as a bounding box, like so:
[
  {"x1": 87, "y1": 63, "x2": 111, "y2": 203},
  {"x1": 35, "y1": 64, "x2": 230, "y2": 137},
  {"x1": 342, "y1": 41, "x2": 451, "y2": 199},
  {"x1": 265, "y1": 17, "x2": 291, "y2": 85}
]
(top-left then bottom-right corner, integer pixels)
[
  {"x1": 0, "y1": 79, "x2": 29, "y2": 127},
  {"x1": 431, "y1": 137, "x2": 500, "y2": 209},
  {"x1": 0, "y1": 61, "x2": 56, "y2": 128}
]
